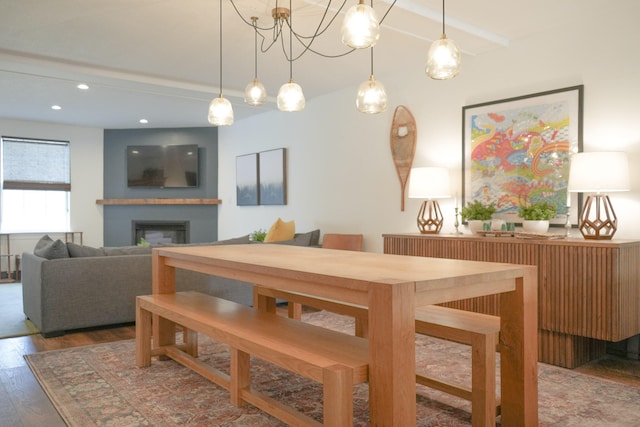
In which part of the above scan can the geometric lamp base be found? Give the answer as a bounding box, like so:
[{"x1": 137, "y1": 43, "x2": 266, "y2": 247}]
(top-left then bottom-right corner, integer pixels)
[
  {"x1": 578, "y1": 194, "x2": 618, "y2": 240},
  {"x1": 417, "y1": 200, "x2": 444, "y2": 234}
]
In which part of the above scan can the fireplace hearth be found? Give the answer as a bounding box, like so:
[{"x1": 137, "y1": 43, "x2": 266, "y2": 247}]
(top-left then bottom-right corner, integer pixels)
[{"x1": 132, "y1": 220, "x2": 189, "y2": 246}]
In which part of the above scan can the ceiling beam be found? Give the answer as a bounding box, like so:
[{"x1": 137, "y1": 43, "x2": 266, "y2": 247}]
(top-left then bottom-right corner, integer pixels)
[{"x1": 379, "y1": 0, "x2": 509, "y2": 47}]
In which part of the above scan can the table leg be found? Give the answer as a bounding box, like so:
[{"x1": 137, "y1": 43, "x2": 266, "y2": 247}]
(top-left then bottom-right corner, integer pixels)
[
  {"x1": 252, "y1": 286, "x2": 277, "y2": 313},
  {"x1": 499, "y1": 266, "x2": 538, "y2": 426},
  {"x1": 368, "y1": 282, "x2": 416, "y2": 426},
  {"x1": 152, "y1": 251, "x2": 177, "y2": 357}
]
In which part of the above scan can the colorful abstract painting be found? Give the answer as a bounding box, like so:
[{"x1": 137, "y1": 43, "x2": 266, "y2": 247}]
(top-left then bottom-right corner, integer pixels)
[{"x1": 463, "y1": 86, "x2": 583, "y2": 225}]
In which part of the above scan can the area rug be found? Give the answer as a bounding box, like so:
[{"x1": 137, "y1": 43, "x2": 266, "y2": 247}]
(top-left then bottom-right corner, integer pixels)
[
  {"x1": 26, "y1": 311, "x2": 640, "y2": 426},
  {"x1": 0, "y1": 282, "x2": 39, "y2": 338}
]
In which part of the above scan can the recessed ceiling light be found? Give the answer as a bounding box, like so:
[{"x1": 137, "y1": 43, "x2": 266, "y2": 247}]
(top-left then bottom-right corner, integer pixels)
[
  {"x1": 51, "y1": 105, "x2": 62, "y2": 110},
  {"x1": 77, "y1": 83, "x2": 89, "y2": 90},
  {"x1": 139, "y1": 119, "x2": 148, "y2": 124}
]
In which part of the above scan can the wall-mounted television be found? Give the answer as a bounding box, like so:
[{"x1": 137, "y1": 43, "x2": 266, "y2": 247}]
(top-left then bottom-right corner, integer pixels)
[{"x1": 127, "y1": 144, "x2": 198, "y2": 188}]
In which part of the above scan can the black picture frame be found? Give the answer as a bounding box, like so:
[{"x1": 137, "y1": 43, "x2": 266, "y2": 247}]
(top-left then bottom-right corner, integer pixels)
[{"x1": 462, "y1": 85, "x2": 584, "y2": 226}]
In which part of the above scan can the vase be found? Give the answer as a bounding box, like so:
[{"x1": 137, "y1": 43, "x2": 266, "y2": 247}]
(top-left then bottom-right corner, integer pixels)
[
  {"x1": 467, "y1": 220, "x2": 486, "y2": 234},
  {"x1": 522, "y1": 220, "x2": 549, "y2": 233}
]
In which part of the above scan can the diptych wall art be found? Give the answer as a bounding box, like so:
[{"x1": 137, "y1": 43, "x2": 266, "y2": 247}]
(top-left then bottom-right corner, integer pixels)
[
  {"x1": 258, "y1": 148, "x2": 286, "y2": 205},
  {"x1": 236, "y1": 148, "x2": 287, "y2": 206},
  {"x1": 236, "y1": 153, "x2": 259, "y2": 206}
]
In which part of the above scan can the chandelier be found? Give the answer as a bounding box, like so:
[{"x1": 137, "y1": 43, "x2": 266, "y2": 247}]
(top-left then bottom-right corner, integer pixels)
[
  {"x1": 222, "y1": 0, "x2": 395, "y2": 114},
  {"x1": 208, "y1": 0, "x2": 461, "y2": 123}
]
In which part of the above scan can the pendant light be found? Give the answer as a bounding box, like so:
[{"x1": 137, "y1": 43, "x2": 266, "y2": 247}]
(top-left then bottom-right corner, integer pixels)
[
  {"x1": 277, "y1": 0, "x2": 305, "y2": 112},
  {"x1": 425, "y1": 0, "x2": 461, "y2": 80},
  {"x1": 356, "y1": 47, "x2": 387, "y2": 114},
  {"x1": 341, "y1": 0, "x2": 380, "y2": 49},
  {"x1": 208, "y1": 0, "x2": 234, "y2": 126},
  {"x1": 244, "y1": 17, "x2": 267, "y2": 106}
]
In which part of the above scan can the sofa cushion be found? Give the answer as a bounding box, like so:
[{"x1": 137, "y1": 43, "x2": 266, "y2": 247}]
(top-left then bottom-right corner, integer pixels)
[
  {"x1": 158, "y1": 234, "x2": 252, "y2": 247},
  {"x1": 306, "y1": 229, "x2": 321, "y2": 246},
  {"x1": 67, "y1": 242, "x2": 106, "y2": 257},
  {"x1": 34, "y1": 239, "x2": 70, "y2": 259},
  {"x1": 272, "y1": 229, "x2": 320, "y2": 246},
  {"x1": 102, "y1": 245, "x2": 152, "y2": 256},
  {"x1": 211, "y1": 235, "x2": 251, "y2": 245},
  {"x1": 34, "y1": 235, "x2": 53, "y2": 252},
  {"x1": 264, "y1": 218, "x2": 295, "y2": 243}
]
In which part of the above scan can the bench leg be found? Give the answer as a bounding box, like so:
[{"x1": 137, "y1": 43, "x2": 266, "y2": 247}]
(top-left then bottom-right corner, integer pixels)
[
  {"x1": 230, "y1": 348, "x2": 251, "y2": 407},
  {"x1": 323, "y1": 364, "x2": 354, "y2": 427},
  {"x1": 153, "y1": 315, "x2": 177, "y2": 361},
  {"x1": 183, "y1": 327, "x2": 198, "y2": 357},
  {"x1": 136, "y1": 302, "x2": 152, "y2": 368},
  {"x1": 471, "y1": 333, "x2": 497, "y2": 427},
  {"x1": 288, "y1": 302, "x2": 302, "y2": 320}
]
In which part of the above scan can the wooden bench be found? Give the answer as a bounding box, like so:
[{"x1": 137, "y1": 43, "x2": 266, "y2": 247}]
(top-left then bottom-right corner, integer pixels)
[
  {"x1": 254, "y1": 286, "x2": 501, "y2": 426},
  {"x1": 136, "y1": 291, "x2": 369, "y2": 427}
]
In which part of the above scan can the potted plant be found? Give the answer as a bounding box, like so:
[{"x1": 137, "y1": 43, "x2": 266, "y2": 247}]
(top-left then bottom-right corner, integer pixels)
[
  {"x1": 250, "y1": 228, "x2": 267, "y2": 242},
  {"x1": 518, "y1": 201, "x2": 557, "y2": 232},
  {"x1": 460, "y1": 200, "x2": 496, "y2": 233}
]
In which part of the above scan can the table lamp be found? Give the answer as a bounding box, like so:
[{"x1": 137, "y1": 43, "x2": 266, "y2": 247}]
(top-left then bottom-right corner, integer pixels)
[
  {"x1": 568, "y1": 152, "x2": 630, "y2": 239},
  {"x1": 408, "y1": 167, "x2": 451, "y2": 234}
]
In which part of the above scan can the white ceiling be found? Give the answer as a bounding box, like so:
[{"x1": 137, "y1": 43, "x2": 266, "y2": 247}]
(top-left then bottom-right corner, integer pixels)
[{"x1": 0, "y1": 0, "x2": 598, "y2": 129}]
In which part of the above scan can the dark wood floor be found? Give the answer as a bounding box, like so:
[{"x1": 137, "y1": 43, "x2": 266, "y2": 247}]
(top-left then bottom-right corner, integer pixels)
[
  {"x1": 0, "y1": 325, "x2": 136, "y2": 427},
  {"x1": 1, "y1": 324, "x2": 639, "y2": 427}
]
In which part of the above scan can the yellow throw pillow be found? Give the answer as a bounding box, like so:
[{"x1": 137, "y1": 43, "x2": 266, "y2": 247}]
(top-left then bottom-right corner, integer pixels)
[{"x1": 264, "y1": 218, "x2": 295, "y2": 243}]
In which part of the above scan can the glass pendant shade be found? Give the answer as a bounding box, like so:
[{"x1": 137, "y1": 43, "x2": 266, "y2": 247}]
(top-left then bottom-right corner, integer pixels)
[
  {"x1": 244, "y1": 79, "x2": 267, "y2": 106},
  {"x1": 341, "y1": 2, "x2": 380, "y2": 49},
  {"x1": 208, "y1": 95, "x2": 234, "y2": 126},
  {"x1": 425, "y1": 35, "x2": 461, "y2": 80},
  {"x1": 356, "y1": 76, "x2": 387, "y2": 114},
  {"x1": 277, "y1": 81, "x2": 305, "y2": 112}
]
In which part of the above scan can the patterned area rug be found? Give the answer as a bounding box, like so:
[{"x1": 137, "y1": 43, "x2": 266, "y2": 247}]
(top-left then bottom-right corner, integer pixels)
[{"x1": 25, "y1": 311, "x2": 640, "y2": 426}]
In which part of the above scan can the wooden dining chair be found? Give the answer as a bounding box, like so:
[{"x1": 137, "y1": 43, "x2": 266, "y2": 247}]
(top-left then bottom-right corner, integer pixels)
[
  {"x1": 321, "y1": 233, "x2": 363, "y2": 252},
  {"x1": 286, "y1": 233, "x2": 363, "y2": 319}
]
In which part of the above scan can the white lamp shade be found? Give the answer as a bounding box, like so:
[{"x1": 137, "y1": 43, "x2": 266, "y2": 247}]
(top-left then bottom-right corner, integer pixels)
[
  {"x1": 208, "y1": 96, "x2": 234, "y2": 126},
  {"x1": 356, "y1": 76, "x2": 387, "y2": 114},
  {"x1": 408, "y1": 167, "x2": 451, "y2": 199},
  {"x1": 568, "y1": 152, "x2": 630, "y2": 192},
  {"x1": 244, "y1": 79, "x2": 267, "y2": 106},
  {"x1": 341, "y1": 2, "x2": 380, "y2": 49},
  {"x1": 425, "y1": 36, "x2": 461, "y2": 80},
  {"x1": 277, "y1": 81, "x2": 305, "y2": 112}
]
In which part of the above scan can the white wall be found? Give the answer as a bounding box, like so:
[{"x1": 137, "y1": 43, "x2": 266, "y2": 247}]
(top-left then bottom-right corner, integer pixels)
[
  {"x1": 219, "y1": 5, "x2": 640, "y2": 253},
  {"x1": 0, "y1": 119, "x2": 104, "y2": 254}
]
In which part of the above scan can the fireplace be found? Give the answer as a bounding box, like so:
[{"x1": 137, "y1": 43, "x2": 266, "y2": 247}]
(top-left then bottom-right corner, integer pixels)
[{"x1": 132, "y1": 220, "x2": 189, "y2": 246}]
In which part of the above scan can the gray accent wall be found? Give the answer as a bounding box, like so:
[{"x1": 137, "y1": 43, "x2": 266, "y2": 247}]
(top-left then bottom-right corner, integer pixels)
[{"x1": 103, "y1": 127, "x2": 218, "y2": 246}]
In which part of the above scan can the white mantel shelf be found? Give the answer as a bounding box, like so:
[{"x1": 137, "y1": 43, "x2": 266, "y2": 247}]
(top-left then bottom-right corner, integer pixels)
[{"x1": 96, "y1": 198, "x2": 221, "y2": 205}]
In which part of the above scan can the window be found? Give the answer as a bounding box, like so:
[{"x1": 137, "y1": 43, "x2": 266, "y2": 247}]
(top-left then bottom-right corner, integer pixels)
[{"x1": 1, "y1": 137, "x2": 70, "y2": 232}]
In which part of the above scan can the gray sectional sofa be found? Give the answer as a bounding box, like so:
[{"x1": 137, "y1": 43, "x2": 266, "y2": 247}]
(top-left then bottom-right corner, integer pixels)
[{"x1": 22, "y1": 230, "x2": 320, "y2": 337}]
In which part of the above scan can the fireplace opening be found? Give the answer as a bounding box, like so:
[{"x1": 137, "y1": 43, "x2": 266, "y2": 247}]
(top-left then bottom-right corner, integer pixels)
[{"x1": 132, "y1": 220, "x2": 189, "y2": 246}]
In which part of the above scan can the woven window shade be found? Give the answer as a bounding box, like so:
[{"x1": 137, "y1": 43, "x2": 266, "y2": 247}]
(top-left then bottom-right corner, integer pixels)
[{"x1": 2, "y1": 137, "x2": 70, "y2": 191}]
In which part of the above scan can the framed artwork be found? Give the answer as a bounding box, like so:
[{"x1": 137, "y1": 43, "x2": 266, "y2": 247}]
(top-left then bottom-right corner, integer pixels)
[
  {"x1": 462, "y1": 85, "x2": 584, "y2": 226},
  {"x1": 236, "y1": 153, "x2": 258, "y2": 206},
  {"x1": 259, "y1": 148, "x2": 286, "y2": 205}
]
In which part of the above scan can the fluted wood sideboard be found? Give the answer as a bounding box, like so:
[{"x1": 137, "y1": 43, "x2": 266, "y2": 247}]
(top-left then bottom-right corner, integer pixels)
[{"x1": 383, "y1": 233, "x2": 640, "y2": 368}]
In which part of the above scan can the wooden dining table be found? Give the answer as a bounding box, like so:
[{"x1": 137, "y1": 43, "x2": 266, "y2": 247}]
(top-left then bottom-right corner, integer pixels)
[{"x1": 150, "y1": 243, "x2": 538, "y2": 426}]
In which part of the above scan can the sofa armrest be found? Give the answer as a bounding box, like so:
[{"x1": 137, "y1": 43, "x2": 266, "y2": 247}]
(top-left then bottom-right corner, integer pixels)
[{"x1": 21, "y1": 252, "x2": 47, "y2": 329}]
